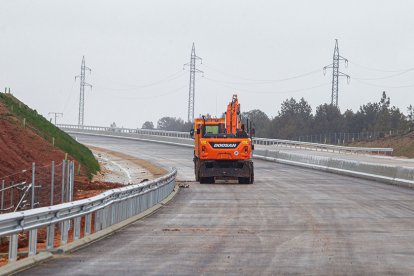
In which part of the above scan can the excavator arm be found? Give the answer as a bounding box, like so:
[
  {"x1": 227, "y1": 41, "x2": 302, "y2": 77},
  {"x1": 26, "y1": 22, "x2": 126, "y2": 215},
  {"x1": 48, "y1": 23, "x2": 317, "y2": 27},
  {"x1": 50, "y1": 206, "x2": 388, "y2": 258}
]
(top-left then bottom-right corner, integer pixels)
[{"x1": 225, "y1": 94, "x2": 241, "y2": 134}]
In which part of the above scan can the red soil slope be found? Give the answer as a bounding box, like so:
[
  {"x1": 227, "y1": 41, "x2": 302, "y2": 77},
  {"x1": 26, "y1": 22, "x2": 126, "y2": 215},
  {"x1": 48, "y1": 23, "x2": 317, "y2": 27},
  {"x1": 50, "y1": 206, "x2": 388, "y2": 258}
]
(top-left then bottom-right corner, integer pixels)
[
  {"x1": 0, "y1": 102, "x2": 66, "y2": 176},
  {"x1": 0, "y1": 101, "x2": 122, "y2": 203}
]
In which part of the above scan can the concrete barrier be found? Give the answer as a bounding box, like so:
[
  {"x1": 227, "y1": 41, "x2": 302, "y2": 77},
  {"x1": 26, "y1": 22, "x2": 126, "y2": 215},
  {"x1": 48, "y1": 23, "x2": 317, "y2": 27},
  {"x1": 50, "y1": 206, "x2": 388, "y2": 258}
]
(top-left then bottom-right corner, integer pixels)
[{"x1": 254, "y1": 148, "x2": 414, "y2": 188}]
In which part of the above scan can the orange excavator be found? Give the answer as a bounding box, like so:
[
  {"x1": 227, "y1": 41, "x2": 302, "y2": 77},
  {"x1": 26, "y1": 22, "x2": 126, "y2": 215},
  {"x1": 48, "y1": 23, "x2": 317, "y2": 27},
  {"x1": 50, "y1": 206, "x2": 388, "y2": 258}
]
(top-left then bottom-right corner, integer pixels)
[{"x1": 191, "y1": 94, "x2": 254, "y2": 184}]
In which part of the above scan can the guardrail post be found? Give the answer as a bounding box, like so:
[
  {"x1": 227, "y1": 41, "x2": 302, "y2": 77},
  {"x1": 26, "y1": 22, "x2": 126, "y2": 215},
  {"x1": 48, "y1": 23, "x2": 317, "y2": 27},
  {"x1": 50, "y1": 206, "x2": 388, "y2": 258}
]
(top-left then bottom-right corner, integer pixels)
[
  {"x1": 10, "y1": 181, "x2": 14, "y2": 209},
  {"x1": 110, "y1": 205, "x2": 116, "y2": 225},
  {"x1": 85, "y1": 213, "x2": 92, "y2": 235},
  {"x1": 115, "y1": 203, "x2": 119, "y2": 224},
  {"x1": 61, "y1": 220, "x2": 69, "y2": 245},
  {"x1": 130, "y1": 197, "x2": 136, "y2": 217},
  {"x1": 117, "y1": 202, "x2": 121, "y2": 223},
  {"x1": 74, "y1": 217, "x2": 81, "y2": 240},
  {"x1": 119, "y1": 201, "x2": 123, "y2": 222},
  {"x1": 31, "y1": 162, "x2": 35, "y2": 209},
  {"x1": 101, "y1": 208, "x2": 107, "y2": 229},
  {"x1": 107, "y1": 206, "x2": 112, "y2": 227},
  {"x1": 118, "y1": 202, "x2": 122, "y2": 223},
  {"x1": 128, "y1": 198, "x2": 133, "y2": 218},
  {"x1": 124, "y1": 200, "x2": 128, "y2": 219},
  {"x1": 94, "y1": 211, "x2": 100, "y2": 232},
  {"x1": 46, "y1": 224, "x2": 55, "y2": 250},
  {"x1": 28, "y1": 229, "x2": 38, "y2": 256},
  {"x1": 51, "y1": 161, "x2": 55, "y2": 206},
  {"x1": 138, "y1": 194, "x2": 143, "y2": 213},
  {"x1": 61, "y1": 160, "x2": 66, "y2": 204},
  {"x1": 71, "y1": 161, "x2": 74, "y2": 202},
  {"x1": 66, "y1": 161, "x2": 70, "y2": 202},
  {"x1": 1, "y1": 180, "x2": 4, "y2": 213},
  {"x1": 132, "y1": 197, "x2": 136, "y2": 216},
  {"x1": 142, "y1": 193, "x2": 145, "y2": 212},
  {"x1": 131, "y1": 197, "x2": 135, "y2": 217},
  {"x1": 8, "y1": 234, "x2": 18, "y2": 262},
  {"x1": 136, "y1": 196, "x2": 141, "y2": 214},
  {"x1": 102, "y1": 207, "x2": 108, "y2": 228},
  {"x1": 144, "y1": 191, "x2": 148, "y2": 209},
  {"x1": 124, "y1": 200, "x2": 127, "y2": 220},
  {"x1": 98, "y1": 209, "x2": 103, "y2": 231}
]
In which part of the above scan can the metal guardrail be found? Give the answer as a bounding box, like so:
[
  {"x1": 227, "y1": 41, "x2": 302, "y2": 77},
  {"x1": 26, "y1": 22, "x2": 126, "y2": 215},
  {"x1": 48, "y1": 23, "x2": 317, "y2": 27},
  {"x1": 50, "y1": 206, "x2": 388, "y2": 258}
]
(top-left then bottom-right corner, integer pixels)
[
  {"x1": 253, "y1": 138, "x2": 394, "y2": 155},
  {"x1": 0, "y1": 168, "x2": 177, "y2": 262},
  {"x1": 57, "y1": 124, "x2": 191, "y2": 138},
  {"x1": 57, "y1": 124, "x2": 394, "y2": 155}
]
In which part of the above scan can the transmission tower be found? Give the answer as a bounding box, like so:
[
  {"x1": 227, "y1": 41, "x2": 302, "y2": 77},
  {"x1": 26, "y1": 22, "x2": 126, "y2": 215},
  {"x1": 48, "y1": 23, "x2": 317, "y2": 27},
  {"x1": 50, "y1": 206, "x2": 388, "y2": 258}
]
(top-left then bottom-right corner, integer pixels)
[
  {"x1": 184, "y1": 43, "x2": 203, "y2": 122},
  {"x1": 75, "y1": 56, "x2": 92, "y2": 126},
  {"x1": 323, "y1": 39, "x2": 350, "y2": 107}
]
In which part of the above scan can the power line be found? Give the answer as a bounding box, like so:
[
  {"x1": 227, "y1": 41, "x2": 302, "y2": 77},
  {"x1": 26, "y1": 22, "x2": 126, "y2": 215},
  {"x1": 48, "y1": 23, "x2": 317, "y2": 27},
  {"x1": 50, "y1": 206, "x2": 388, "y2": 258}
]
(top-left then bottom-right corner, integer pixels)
[
  {"x1": 353, "y1": 78, "x2": 414, "y2": 89},
  {"x1": 203, "y1": 77, "x2": 329, "y2": 95},
  {"x1": 75, "y1": 56, "x2": 92, "y2": 126},
  {"x1": 348, "y1": 60, "x2": 414, "y2": 73},
  {"x1": 184, "y1": 43, "x2": 203, "y2": 123},
  {"x1": 203, "y1": 64, "x2": 321, "y2": 83},
  {"x1": 97, "y1": 85, "x2": 187, "y2": 99},
  {"x1": 93, "y1": 71, "x2": 185, "y2": 91},
  {"x1": 351, "y1": 68, "x2": 414, "y2": 80},
  {"x1": 61, "y1": 79, "x2": 76, "y2": 114},
  {"x1": 203, "y1": 69, "x2": 321, "y2": 85}
]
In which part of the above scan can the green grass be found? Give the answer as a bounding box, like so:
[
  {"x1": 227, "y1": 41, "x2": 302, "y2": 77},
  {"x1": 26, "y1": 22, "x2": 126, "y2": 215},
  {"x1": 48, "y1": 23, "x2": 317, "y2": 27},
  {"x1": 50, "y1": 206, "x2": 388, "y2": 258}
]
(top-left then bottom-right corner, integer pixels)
[{"x1": 0, "y1": 92, "x2": 100, "y2": 179}]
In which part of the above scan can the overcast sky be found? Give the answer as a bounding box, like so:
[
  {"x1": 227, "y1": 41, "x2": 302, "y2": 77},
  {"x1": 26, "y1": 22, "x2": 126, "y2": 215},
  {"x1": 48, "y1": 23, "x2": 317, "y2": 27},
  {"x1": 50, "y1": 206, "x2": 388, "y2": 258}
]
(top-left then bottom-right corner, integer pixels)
[{"x1": 1, "y1": 0, "x2": 413, "y2": 128}]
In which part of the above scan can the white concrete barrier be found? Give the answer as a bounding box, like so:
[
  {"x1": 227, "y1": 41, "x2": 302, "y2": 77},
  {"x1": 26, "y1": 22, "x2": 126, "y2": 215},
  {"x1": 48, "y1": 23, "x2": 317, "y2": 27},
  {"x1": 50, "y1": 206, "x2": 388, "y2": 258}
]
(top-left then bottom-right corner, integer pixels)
[{"x1": 254, "y1": 149, "x2": 414, "y2": 188}]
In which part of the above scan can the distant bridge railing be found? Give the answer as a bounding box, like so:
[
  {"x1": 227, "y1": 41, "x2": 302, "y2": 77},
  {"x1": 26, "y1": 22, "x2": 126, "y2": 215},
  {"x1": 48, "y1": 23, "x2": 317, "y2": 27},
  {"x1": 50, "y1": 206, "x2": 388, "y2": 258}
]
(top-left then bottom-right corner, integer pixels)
[
  {"x1": 57, "y1": 124, "x2": 393, "y2": 155},
  {"x1": 0, "y1": 168, "x2": 176, "y2": 263}
]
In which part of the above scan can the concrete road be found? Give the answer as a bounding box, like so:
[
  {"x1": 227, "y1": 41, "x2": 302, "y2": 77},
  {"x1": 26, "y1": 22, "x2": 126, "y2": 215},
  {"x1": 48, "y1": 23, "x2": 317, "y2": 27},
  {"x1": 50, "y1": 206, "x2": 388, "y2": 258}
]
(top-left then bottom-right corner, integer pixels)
[{"x1": 22, "y1": 135, "x2": 414, "y2": 275}]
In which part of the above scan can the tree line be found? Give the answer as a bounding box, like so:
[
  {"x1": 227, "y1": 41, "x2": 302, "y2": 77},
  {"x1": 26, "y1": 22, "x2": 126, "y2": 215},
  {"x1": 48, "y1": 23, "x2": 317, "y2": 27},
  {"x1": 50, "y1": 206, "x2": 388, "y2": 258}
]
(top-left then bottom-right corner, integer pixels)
[{"x1": 140, "y1": 92, "x2": 412, "y2": 141}]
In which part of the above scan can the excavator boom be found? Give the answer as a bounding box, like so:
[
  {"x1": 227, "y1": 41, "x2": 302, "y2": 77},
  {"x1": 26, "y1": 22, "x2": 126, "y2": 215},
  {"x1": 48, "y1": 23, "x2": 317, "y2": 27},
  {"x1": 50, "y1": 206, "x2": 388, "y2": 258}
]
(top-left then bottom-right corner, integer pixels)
[{"x1": 225, "y1": 94, "x2": 241, "y2": 134}]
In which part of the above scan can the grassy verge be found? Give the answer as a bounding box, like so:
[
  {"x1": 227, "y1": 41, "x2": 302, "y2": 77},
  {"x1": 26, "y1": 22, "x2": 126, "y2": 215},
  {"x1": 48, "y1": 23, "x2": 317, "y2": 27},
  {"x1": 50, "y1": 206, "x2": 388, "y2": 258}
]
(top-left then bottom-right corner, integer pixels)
[{"x1": 0, "y1": 92, "x2": 100, "y2": 179}]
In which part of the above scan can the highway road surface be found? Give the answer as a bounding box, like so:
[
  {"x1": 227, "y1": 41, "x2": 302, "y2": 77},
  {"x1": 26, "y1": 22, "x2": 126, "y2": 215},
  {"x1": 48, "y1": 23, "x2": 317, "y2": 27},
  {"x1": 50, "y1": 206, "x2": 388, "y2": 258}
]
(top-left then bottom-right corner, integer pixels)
[{"x1": 21, "y1": 135, "x2": 414, "y2": 275}]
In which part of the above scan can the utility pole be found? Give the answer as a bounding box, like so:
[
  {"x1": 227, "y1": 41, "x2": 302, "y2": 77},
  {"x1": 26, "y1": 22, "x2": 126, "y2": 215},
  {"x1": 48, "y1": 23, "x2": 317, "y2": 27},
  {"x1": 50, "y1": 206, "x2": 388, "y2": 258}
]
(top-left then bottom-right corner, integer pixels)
[
  {"x1": 184, "y1": 43, "x2": 203, "y2": 123},
  {"x1": 323, "y1": 39, "x2": 350, "y2": 107},
  {"x1": 48, "y1": 112, "x2": 63, "y2": 125},
  {"x1": 75, "y1": 56, "x2": 92, "y2": 126}
]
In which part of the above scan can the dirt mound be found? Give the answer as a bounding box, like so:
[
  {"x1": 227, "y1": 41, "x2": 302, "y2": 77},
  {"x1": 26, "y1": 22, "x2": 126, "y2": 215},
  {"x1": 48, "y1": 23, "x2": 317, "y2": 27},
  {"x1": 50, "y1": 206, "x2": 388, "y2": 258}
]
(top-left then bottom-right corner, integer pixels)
[{"x1": 351, "y1": 131, "x2": 414, "y2": 158}]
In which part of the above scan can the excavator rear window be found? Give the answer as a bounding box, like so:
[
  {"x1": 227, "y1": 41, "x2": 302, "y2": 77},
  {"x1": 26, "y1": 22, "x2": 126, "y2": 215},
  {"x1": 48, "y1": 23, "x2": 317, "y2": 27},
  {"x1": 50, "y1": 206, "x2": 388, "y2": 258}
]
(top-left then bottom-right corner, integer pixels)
[
  {"x1": 205, "y1": 125, "x2": 219, "y2": 135},
  {"x1": 203, "y1": 124, "x2": 235, "y2": 138}
]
